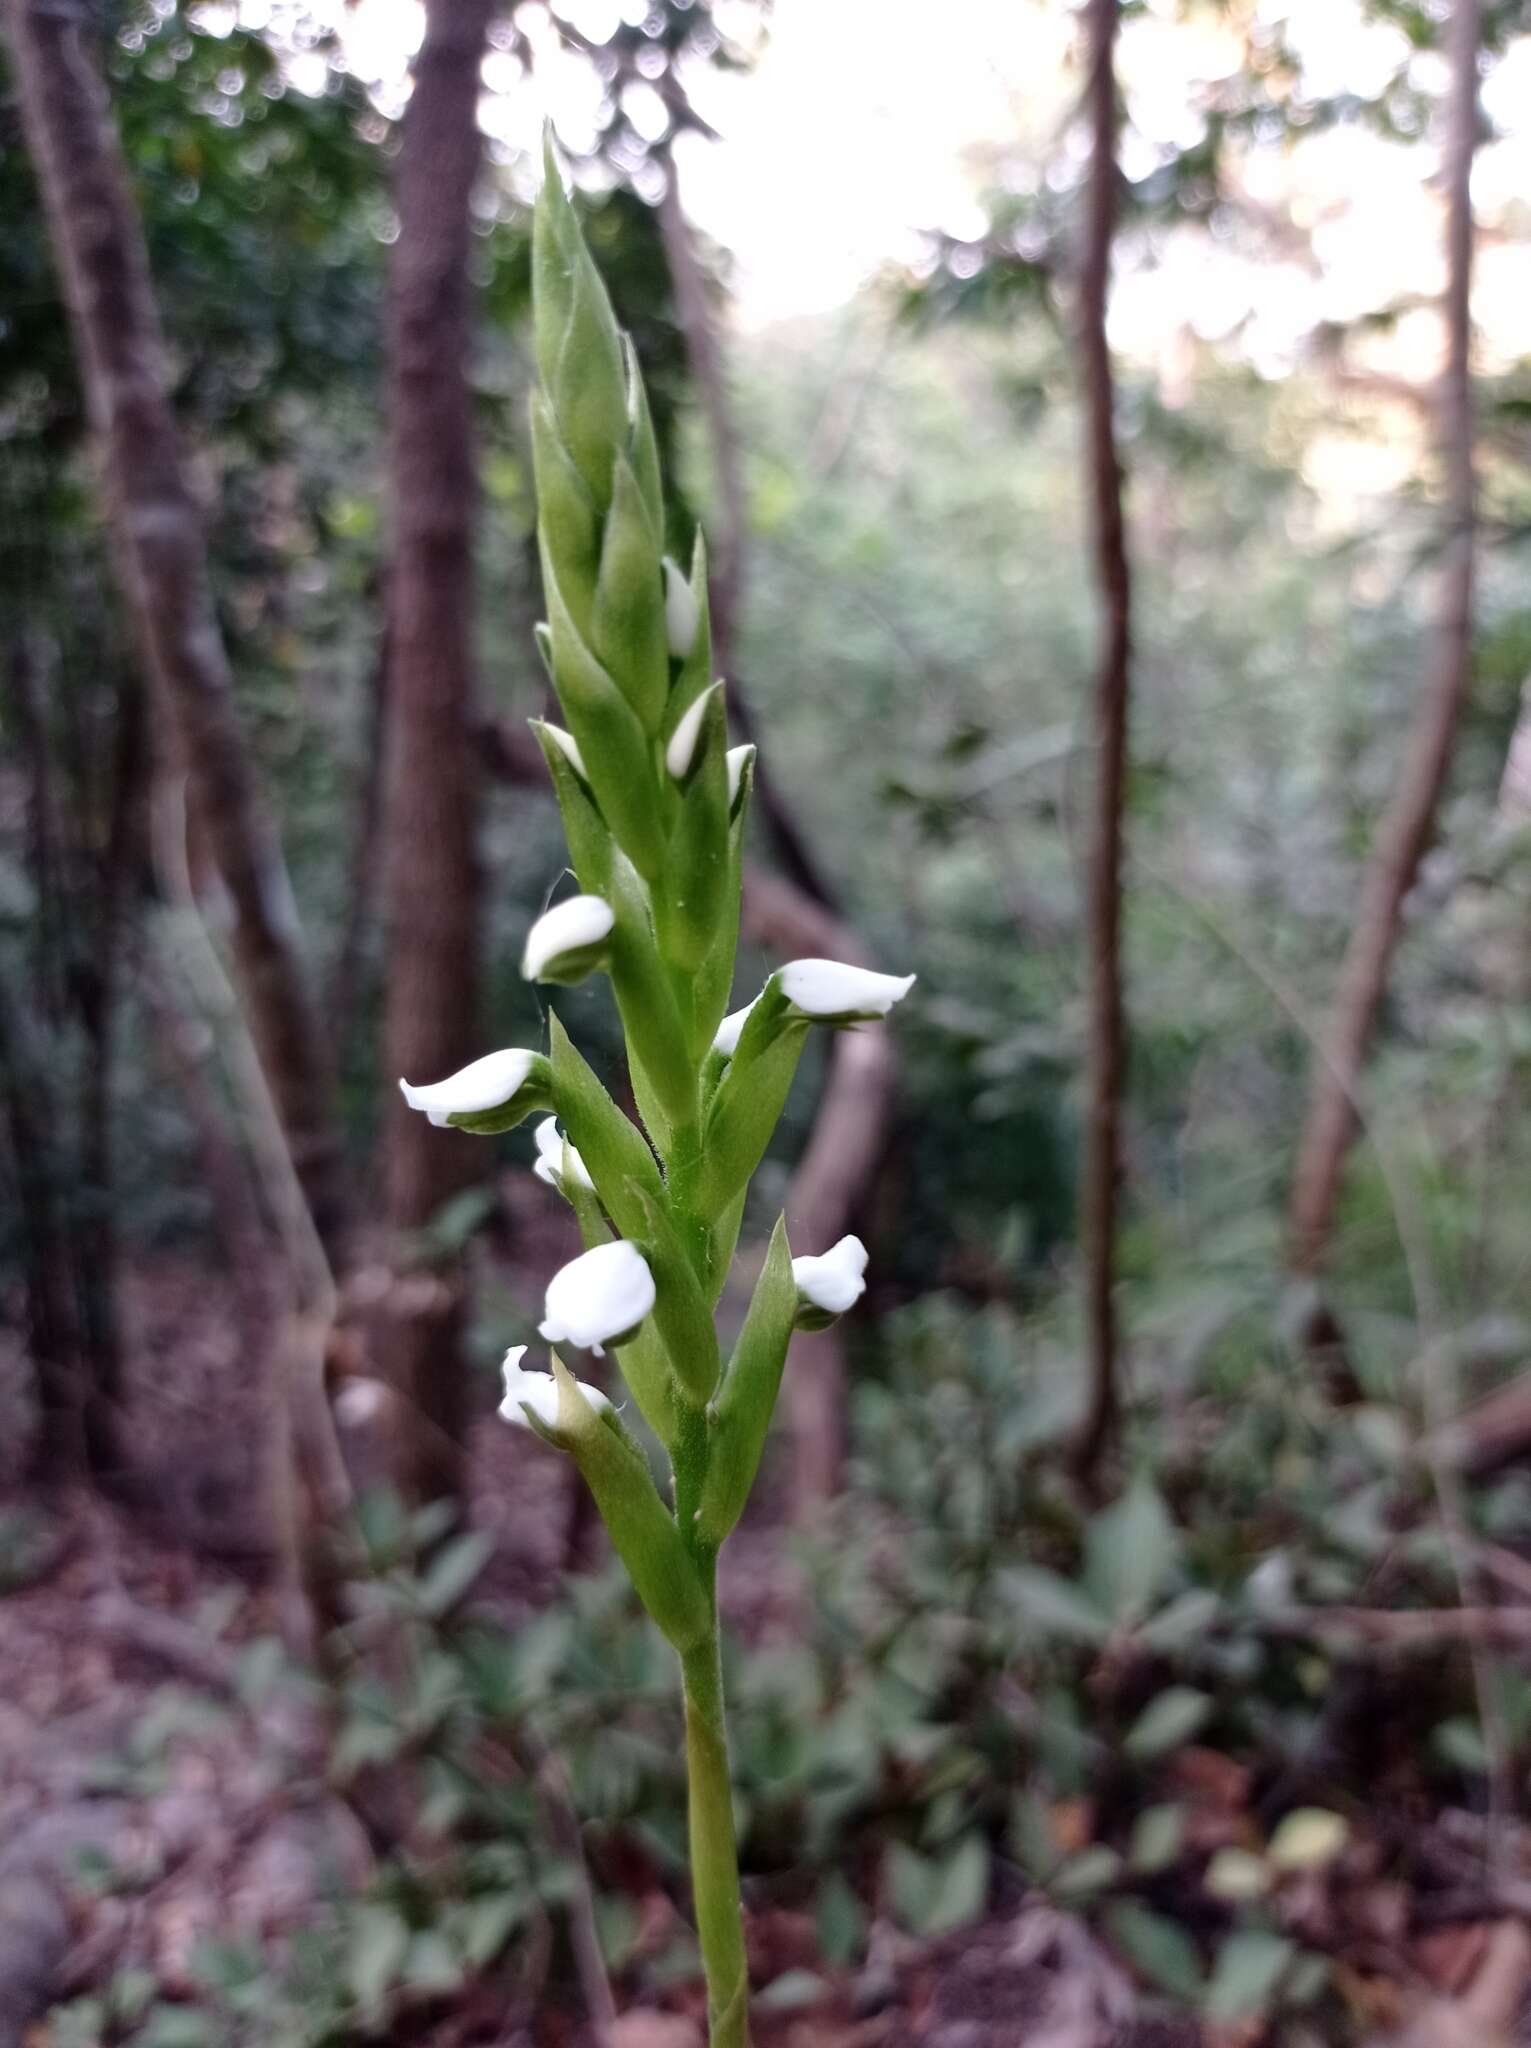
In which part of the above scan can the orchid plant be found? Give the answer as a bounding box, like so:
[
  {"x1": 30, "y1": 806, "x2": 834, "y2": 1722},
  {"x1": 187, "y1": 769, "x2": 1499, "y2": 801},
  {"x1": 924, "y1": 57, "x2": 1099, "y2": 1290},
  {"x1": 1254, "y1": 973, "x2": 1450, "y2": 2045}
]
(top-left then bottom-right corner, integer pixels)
[{"x1": 401, "y1": 141, "x2": 913, "y2": 2046}]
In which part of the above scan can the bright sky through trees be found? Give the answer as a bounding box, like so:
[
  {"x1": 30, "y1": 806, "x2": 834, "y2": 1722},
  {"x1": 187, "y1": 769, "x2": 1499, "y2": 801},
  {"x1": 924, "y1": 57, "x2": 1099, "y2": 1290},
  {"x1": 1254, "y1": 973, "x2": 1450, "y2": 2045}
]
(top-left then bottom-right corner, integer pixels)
[{"x1": 252, "y1": 0, "x2": 1531, "y2": 368}]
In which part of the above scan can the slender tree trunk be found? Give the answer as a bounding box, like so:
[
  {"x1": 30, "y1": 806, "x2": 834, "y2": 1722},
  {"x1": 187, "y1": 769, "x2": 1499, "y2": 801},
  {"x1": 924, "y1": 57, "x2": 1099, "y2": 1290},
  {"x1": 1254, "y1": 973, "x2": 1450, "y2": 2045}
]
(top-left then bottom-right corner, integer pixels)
[
  {"x1": 657, "y1": 161, "x2": 838, "y2": 912},
  {"x1": 377, "y1": 0, "x2": 492, "y2": 1508},
  {"x1": 1286, "y1": 0, "x2": 1481, "y2": 1280},
  {"x1": 329, "y1": 611, "x2": 391, "y2": 1068},
  {"x1": 70, "y1": 669, "x2": 146, "y2": 1460},
  {"x1": 1, "y1": 0, "x2": 348, "y2": 1261},
  {"x1": 0, "y1": 977, "x2": 89, "y2": 1479},
  {"x1": 1074, "y1": 0, "x2": 1132, "y2": 1488}
]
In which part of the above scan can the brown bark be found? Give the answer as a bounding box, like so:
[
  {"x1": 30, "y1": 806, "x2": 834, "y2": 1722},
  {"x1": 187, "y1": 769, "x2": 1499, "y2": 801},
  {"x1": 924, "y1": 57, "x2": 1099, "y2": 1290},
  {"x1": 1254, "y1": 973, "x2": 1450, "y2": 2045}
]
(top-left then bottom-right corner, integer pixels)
[
  {"x1": 1, "y1": 0, "x2": 348, "y2": 1261},
  {"x1": 1287, "y1": 0, "x2": 1481, "y2": 1278},
  {"x1": 377, "y1": 0, "x2": 493, "y2": 1508},
  {"x1": 1073, "y1": 0, "x2": 1132, "y2": 1488}
]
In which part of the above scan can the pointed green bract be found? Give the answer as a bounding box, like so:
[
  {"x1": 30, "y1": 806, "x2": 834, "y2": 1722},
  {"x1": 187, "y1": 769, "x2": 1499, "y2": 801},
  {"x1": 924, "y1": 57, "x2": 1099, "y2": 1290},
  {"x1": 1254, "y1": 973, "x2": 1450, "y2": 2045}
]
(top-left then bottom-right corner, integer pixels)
[
  {"x1": 535, "y1": 141, "x2": 627, "y2": 514},
  {"x1": 604, "y1": 855, "x2": 701, "y2": 1133},
  {"x1": 549, "y1": 1358, "x2": 710, "y2": 1651},
  {"x1": 623, "y1": 334, "x2": 664, "y2": 534},
  {"x1": 548, "y1": 1010, "x2": 663, "y2": 1241},
  {"x1": 592, "y1": 452, "x2": 670, "y2": 734},
  {"x1": 700, "y1": 981, "x2": 809, "y2": 1218},
  {"x1": 630, "y1": 1184, "x2": 722, "y2": 1406},
  {"x1": 541, "y1": 544, "x2": 666, "y2": 880},
  {"x1": 656, "y1": 681, "x2": 732, "y2": 989},
  {"x1": 530, "y1": 388, "x2": 599, "y2": 629},
  {"x1": 666, "y1": 527, "x2": 714, "y2": 735},
  {"x1": 530, "y1": 720, "x2": 613, "y2": 895},
  {"x1": 697, "y1": 1218, "x2": 795, "y2": 1546}
]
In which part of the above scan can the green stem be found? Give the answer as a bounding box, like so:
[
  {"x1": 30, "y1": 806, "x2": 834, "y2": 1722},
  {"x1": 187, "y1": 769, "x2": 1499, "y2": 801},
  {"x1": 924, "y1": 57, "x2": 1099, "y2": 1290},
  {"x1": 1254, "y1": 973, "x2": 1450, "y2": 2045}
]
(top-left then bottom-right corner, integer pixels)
[{"x1": 680, "y1": 1607, "x2": 750, "y2": 2048}]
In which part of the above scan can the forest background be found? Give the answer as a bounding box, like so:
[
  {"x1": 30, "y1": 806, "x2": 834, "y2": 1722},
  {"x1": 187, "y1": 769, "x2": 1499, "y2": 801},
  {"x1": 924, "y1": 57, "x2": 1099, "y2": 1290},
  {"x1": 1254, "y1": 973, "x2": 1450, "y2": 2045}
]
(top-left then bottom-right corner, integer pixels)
[{"x1": 6, "y1": 1, "x2": 1531, "y2": 2043}]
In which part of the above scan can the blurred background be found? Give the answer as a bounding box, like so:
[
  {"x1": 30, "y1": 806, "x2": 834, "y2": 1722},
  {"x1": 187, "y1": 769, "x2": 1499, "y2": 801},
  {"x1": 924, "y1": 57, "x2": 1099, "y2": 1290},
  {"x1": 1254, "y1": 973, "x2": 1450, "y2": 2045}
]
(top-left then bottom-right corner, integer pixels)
[{"x1": 5, "y1": 0, "x2": 1531, "y2": 2041}]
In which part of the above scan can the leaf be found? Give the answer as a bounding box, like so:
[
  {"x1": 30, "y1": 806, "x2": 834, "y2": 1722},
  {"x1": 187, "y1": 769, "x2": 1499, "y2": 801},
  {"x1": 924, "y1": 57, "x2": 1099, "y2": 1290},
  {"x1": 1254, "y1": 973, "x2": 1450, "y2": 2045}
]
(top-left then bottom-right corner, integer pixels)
[
  {"x1": 814, "y1": 1870, "x2": 866, "y2": 1967},
  {"x1": 1104, "y1": 1901, "x2": 1204, "y2": 2001},
  {"x1": 1128, "y1": 1802, "x2": 1186, "y2": 1875},
  {"x1": 457, "y1": 1892, "x2": 527, "y2": 1969},
  {"x1": 1051, "y1": 1845, "x2": 1122, "y2": 1900},
  {"x1": 137, "y1": 2010, "x2": 218, "y2": 2048},
  {"x1": 404, "y1": 1930, "x2": 462, "y2": 1993},
  {"x1": 1204, "y1": 1848, "x2": 1272, "y2": 1901},
  {"x1": 1125, "y1": 1687, "x2": 1212, "y2": 1763},
  {"x1": 1267, "y1": 1808, "x2": 1349, "y2": 1873},
  {"x1": 1084, "y1": 1474, "x2": 1179, "y2": 1625},
  {"x1": 415, "y1": 1531, "x2": 494, "y2": 1617},
  {"x1": 886, "y1": 1834, "x2": 989, "y2": 1937},
  {"x1": 999, "y1": 1564, "x2": 1110, "y2": 1644},
  {"x1": 756, "y1": 1970, "x2": 829, "y2": 2012},
  {"x1": 1204, "y1": 1931, "x2": 1295, "y2": 2021},
  {"x1": 346, "y1": 1903, "x2": 409, "y2": 2014},
  {"x1": 1009, "y1": 1789, "x2": 1061, "y2": 1881}
]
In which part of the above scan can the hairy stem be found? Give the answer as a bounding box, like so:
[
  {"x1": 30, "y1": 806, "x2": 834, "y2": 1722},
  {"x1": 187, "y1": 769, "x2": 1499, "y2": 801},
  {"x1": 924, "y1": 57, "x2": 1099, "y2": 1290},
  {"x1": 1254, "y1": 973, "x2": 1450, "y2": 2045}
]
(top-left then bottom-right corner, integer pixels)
[{"x1": 681, "y1": 1610, "x2": 750, "y2": 2047}]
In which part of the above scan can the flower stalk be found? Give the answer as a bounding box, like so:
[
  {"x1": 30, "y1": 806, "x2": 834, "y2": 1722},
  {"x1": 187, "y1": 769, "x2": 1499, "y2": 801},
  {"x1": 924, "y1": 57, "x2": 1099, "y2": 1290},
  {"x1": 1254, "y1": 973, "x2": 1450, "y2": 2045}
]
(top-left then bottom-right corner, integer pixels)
[{"x1": 399, "y1": 135, "x2": 914, "y2": 2043}]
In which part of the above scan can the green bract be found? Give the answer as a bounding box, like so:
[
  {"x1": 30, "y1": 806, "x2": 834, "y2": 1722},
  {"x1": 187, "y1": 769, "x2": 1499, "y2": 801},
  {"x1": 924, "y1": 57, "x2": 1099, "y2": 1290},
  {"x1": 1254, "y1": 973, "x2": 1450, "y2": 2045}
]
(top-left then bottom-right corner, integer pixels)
[{"x1": 412, "y1": 135, "x2": 915, "y2": 2048}]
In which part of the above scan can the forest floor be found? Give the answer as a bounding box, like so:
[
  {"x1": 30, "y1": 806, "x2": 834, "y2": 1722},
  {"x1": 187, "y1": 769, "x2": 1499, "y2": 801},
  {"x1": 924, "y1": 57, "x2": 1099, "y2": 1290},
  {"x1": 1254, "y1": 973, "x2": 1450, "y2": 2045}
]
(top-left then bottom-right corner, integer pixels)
[
  {"x1": 0, "y1": 1484, "x2": 1204, "y2": 2048},
  {"x1": 2, "y1": 1251, "x2": 1530, "y2": 2048}
]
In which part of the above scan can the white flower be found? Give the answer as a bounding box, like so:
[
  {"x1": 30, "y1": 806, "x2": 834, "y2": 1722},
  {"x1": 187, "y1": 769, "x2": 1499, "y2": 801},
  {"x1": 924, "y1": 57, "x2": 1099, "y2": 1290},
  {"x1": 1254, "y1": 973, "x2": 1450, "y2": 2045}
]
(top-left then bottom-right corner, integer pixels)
[
  {"x1": 532, "y1": 1115, "x2": 594, "y2": 1192},
  {"x1": 399, "y1": 1048, "x2": 539, "y2": 1128},
  {"x1": 712, "y1": 998, "x2": 757, "y2": 1059},
  {"x1": 663, "y1": 555, "x2": 700, "y2": 658},
  {"x1": 792, "y1": 1235, "x2": 869, "y2": 1319},
  {"x1": 539, "y1": 1240, "x2": 655, "y2": 1356},
  {"x1": 499, "y1": 1345, "x2": 610, "y2": 1432},
  {"x1": 522, "y1": 894, "x2": 614, "y2": 983},
  {"x1": 726, "y1": 744, "x2": 754, "y2": 809},
  {"x1": 779, "y1": 958, "x2": 916, "y2": 1023},
  {"x1": 544, "y1": 722, "x2": 588, "y2": 780},
  {"x1": 665, "y1": 683, "x2": 718, "y2": 781}
]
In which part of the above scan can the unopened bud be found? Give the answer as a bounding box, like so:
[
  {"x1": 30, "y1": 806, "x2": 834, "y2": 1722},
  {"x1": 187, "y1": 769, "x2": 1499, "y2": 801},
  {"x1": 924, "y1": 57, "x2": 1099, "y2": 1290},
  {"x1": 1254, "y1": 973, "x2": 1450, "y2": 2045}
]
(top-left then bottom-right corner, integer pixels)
[
  {"x1": 663, "y1": 555, "x2": 700, "y2": 658},
  {"x1": 522, "y1": 894, "x2": 615, "y2": 985}
]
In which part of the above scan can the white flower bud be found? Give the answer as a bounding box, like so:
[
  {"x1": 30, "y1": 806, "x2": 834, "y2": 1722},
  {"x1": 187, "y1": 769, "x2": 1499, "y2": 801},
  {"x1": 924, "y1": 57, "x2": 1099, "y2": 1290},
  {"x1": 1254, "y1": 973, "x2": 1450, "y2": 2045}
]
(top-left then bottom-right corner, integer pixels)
[
  {"x1": 779, "y1": 958, "x2": 916, "y2": 1023},
  {"x1": 522, "y1": 894, "x2": 615, "y2": 984},
  {"x1": 532, "y1": 1115, "x2": 595, "y2": 1192},
  {"x1": 663, "y1": 555, "x2": 700, "y2": 658},
  {"x1": 399, "y1": 1048, "x2": 540, "y2": 1128},
  {"x1": 726, "y1": 744, "x2": 754, "y2": 810},
  {"x1": 712, "y1": 998, "x2": 757, "y2": 1059},
  {"x1": 544, "y1": 722, "x2": 588, "y2": 780},
  {"x1": 665, "y1": 685, "x2": 716, "y2": 781},
  {"x1": 791, "y1": 1235, "x2": 869, "y2": 1328},
  {"x1": 539, "y1": 1239, "x2": 655, "y2": 1356},
  {"x1": 499, "y1": 1345, "x2": 610, "y2": 1432}
]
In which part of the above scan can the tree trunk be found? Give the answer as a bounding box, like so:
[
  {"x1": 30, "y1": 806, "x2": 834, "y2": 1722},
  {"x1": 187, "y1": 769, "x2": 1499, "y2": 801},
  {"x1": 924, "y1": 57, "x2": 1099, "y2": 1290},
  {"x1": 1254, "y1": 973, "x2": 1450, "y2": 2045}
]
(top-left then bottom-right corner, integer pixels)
[
  {"x1": 1074, "y1": 0, "x2": 1132, "y2": 1489},
  {"x1": 657, "y1": 159, "x2": 839, "y2": 913},
  {"x1": 1, "y1": 0, "x2": 348, "y2": 1262},
  {"x1": 377, "y1": 0, "x2": 492, "y2": 1509},
  {"x1": 1286, "y1": 0, "x2": 1481, "y2": 1280}
]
